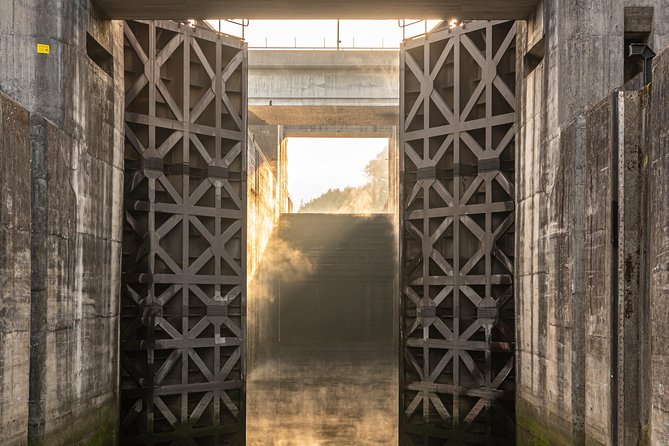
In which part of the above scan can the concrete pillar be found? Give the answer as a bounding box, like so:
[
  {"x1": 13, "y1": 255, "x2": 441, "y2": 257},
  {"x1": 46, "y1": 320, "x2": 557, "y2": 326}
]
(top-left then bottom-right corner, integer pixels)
[
  {"x1": 0, "y1": 1, "x2": 123, "y2": 444},
  {"x1": 648, "y1": 48, "x2": 669, "y2": 446},
  {"x1": 516, "y1": 0, "x2": 669, "y2": 444}
]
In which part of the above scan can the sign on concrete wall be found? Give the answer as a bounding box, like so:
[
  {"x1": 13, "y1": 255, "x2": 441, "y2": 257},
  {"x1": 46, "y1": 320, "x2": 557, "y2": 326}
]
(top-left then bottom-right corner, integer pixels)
[
  {"x1": 120, "y1": 20, "x2": 247, "y2": 444},
  {"x1": 399, "y1": 20, "x2": 516, "y2": 444}
]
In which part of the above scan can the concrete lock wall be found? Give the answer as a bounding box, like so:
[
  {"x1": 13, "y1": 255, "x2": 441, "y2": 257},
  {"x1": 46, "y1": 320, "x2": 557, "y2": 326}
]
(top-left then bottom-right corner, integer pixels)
[
  {"x1": 516, "y1": 1, "x2": 669, "y2": 445},
  {"x1": 0, "y1": 1, "x2": 123, "y2": 444},
  {"x1": 0, "y1": 91, "x2": 33, "y2": 446},
  {"x1": 246, "y1": 128, "x2": 289, "y2": 369},
  {"x1": 648, "y1": 48, "x2": 669, "y2": 446}
]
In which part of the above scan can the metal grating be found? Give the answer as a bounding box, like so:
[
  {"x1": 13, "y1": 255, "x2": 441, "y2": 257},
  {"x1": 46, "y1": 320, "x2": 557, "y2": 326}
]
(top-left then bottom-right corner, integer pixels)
[
  {"x1": 120, "y1": 20, "x2": 247, "y2": 445},
  {"x1": 399, "y1": 21, "x2": 516, "y2": 445}
]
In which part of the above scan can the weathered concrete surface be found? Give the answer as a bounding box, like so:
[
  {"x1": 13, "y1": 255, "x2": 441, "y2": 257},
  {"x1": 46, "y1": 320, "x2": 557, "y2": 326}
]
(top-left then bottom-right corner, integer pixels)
[
  {"x1": 649, "y1": 48, "x2": 669, "y2": 446},
  {"x1": 247, "y1": 132, "x2": 285, "y2": 280},
  {"x1": 553, "y1": 0, "x2": 669, "y2": 126},
  {"x1": 249, "y1": 50, "x2": 398, "y2": 126},
  {"x1": 0, "y1": 92, "x2": 32, "y2": 446},
  {"x1": 249, "y1": 50, "x2": 398, "y2": 106},
  {"x1": 246, "y1": 129, "x2": 293, "y2": 442},
  {"x1": 516, "y1": 69, "x2": 651, "y2": 446},
  {"x1": 93, "y1": 0, "x2": 538, "y2": 20},
  {"x1": 516, "y1": 1, "x2": 669, "y2": 444},
  {"x1": 249, "y1": 125, "x2": 283, "y2": 169},
  {"x1": 582, "y1": 99, "x2": 615, "y2": 446},
  {"x1": 0, "y1": 0, "x2": 124, "y2": 444},
  {"x1": 247, "y1": 214, "x2": 398, "y2": 444},
  {"x1": 616, "y1": 91, "x2": 651, "y2": 446}
]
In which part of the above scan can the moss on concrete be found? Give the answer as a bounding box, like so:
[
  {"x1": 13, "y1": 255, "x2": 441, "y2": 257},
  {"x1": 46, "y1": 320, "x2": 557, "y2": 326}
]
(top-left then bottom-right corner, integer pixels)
[
  {"x1": 516, "y1": 400, "x2": 572, "y2": 446},
  {"x1": 44, "y1": 399, "x2": 118, "y2": 446},
  {"x1": 639, "y1": 423, "x2": 651, "y2": 446}
]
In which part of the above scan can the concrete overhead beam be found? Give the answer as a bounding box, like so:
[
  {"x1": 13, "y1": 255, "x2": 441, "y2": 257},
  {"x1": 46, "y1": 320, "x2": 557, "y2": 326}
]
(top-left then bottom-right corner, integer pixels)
[
  {"x1": 282, "y1": 125, "x2": 395, "y2": 138},
  {"x1": 249, "y1": 50, "x2": 399, "y2": 70},
  {"x1": 93, "y1": 0, "x2": 537, "y2": 20},
  {"x1": 249, "y1": 105, "x2": 398, "y2": 126}
]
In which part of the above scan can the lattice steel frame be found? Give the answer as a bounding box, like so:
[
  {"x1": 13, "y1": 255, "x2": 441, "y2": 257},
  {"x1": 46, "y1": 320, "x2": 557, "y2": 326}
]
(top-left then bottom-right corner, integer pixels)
[
  {"x1": 120, "y1": 20, "x2": 247, "y2": 445},
  {"x1": 400, "y1": 21, "x2": 516, "y2": 444}
]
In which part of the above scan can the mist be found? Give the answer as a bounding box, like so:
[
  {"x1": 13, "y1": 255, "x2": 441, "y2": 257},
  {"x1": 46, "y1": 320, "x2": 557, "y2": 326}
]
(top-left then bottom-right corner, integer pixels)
[{"x1": 298, "y1": 148, "x2": 389, "y2": 214}]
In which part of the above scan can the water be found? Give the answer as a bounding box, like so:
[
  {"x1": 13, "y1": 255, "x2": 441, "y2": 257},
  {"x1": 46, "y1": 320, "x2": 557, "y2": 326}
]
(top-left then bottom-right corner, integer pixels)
[{"x1": 247, "y1": 214, "x2": 398, "y2": 445}]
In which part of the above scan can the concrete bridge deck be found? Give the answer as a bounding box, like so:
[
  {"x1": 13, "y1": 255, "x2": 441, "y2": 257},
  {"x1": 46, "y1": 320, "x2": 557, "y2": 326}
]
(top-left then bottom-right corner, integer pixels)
[{"x1": 249, "y1": 49, "x2": 399, "y2": 126}]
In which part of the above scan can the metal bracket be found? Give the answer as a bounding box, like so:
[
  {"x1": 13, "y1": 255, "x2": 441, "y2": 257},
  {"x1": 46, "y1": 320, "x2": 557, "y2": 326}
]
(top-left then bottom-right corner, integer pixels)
[{"x1": 628, "y1": 43, "x2": 656, "y2": 84}]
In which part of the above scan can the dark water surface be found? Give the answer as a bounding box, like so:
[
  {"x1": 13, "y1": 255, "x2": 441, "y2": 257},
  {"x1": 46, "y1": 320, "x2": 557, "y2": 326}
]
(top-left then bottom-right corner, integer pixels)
[{"x1": 247, "y1": 214, "x2": 398, "y2": 445}]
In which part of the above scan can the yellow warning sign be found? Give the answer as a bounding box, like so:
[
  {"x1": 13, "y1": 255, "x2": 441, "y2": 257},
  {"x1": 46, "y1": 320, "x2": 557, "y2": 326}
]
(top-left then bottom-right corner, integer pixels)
[{"x1": 36, "y1": 44, "x2": 50, "y2": 55}]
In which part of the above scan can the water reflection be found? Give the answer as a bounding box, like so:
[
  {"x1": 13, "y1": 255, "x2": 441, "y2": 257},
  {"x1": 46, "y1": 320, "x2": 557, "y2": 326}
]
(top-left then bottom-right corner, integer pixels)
[{"x1": 248, "y1": 360, "x2": 397, "y2": 445}]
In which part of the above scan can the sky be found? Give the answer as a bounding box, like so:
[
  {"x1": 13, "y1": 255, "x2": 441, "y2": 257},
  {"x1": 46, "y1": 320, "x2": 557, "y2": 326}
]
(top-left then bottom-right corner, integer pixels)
[
  {"x1": 286, "y1": 138, "x2": 389, "y2": 209},
  {"x1": 210, "y1": 20, "x2": 442, "y2": 48}
]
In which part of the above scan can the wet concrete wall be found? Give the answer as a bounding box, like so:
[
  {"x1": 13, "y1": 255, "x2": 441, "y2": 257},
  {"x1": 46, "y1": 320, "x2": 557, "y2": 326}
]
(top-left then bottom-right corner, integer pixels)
[
  {"x1": 516, "y1": 1, "x2": 669, "y2": 443},
  {"x1": 247, "y1": 214, "x2": 398, "y2": 444},
  {"x1": 517, "y1": 65, "x2": 653, "y2": 446},
  {"x1": 648, "y1": 48, "x2": 669, "y2": 446},
  {"x1": 0, "y1": 1, "x2": 123, "y2": 444},
  {"x1": 0, "y1": 92, "x2": 32, "y2": 446}
]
